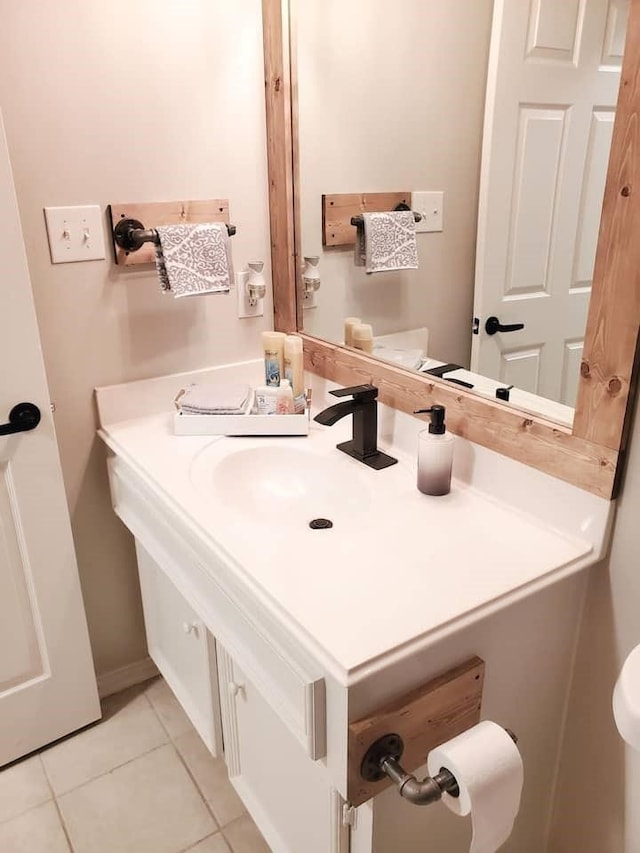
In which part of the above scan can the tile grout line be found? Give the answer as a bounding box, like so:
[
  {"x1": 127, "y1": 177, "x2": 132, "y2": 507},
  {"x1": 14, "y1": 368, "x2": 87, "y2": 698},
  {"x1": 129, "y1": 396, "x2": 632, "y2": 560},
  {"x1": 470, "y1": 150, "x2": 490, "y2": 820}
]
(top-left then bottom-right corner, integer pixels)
[
  {"x1": 219, "y1": 814, "x2": 260, "y2": 852},
  {"x1": 51, "y1": 797, "x2": 76, "y2": 853},
  {"x1": 39, "y1": 754, "x2": 75, "y2": 853},
  {"x1": 178, "y1": 830, "x2": 230, "y2": 852},
  {"x1": 143, "y1": 685, "x2": 224, "y2": 836},
  {"x1": 0, "y1": 759, "x2": 51, "y2": 828},
  {"x1": 170, "y1": 738, "x2": 223, "y2": 833},
  {"x1": 33, "y1": 679, "x2": 172, "y2": 801},
  {"x1": 44, "y1": 736, "x2": 172, "y2": 800}
]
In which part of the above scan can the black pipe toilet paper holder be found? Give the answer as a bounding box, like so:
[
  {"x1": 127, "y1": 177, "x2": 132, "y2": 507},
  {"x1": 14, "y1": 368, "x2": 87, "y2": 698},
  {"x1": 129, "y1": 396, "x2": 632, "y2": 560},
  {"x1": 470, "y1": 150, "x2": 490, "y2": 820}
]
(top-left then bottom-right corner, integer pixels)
[{"x1": 360, "y1": 728, "x2": 518, "y2": 807}]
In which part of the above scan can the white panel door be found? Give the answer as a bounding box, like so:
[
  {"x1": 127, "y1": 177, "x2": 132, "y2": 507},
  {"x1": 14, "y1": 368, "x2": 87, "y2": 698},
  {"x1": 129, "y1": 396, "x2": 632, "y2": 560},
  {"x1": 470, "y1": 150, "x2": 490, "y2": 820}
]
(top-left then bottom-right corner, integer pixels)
[
  {"x1": 0, "y1": 110, "x2": 100, "y2": 765},
  {"x1": 471, "y1": 0, "x2": 626, "y2": 404}
]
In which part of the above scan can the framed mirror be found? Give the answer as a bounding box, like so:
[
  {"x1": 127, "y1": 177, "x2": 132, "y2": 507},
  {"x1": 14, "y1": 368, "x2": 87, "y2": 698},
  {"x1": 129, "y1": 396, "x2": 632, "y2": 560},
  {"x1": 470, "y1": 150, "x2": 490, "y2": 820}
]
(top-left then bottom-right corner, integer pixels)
[{"x1": 263, "y1": 0, "x2": 640, "y2": 497}]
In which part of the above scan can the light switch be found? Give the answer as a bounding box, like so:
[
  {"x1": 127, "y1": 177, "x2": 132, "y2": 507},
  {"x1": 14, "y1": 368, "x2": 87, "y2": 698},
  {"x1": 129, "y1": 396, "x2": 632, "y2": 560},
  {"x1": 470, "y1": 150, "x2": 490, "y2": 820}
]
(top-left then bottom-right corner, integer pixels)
[
  {"x1": 44, "y1": 205, "x2": 106, "y2": 263},
  {"x1": 411, "y1": 191, "x2": 444, "y2": 233}
]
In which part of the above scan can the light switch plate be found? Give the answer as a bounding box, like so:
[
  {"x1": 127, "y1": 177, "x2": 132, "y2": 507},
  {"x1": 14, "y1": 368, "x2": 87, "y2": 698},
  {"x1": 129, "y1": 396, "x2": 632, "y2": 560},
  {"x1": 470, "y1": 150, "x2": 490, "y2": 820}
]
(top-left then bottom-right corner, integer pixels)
[
  {"x1": 411, "y1": 191, "x2": 444, "y2": 233},
  {"x1": 236, "y1": 270, "x2": 264, "y2": 318},
  {"x1": 44, "y1": 205, "x2": 106, "y2": 263}
]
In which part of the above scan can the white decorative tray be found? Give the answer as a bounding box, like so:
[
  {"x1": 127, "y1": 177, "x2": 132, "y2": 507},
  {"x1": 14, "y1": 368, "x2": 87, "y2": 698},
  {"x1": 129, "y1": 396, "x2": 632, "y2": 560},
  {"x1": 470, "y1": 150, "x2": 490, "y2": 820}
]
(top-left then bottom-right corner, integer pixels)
[{"x1": 174, "y1": 411, "x2": 309, "y2": 436}]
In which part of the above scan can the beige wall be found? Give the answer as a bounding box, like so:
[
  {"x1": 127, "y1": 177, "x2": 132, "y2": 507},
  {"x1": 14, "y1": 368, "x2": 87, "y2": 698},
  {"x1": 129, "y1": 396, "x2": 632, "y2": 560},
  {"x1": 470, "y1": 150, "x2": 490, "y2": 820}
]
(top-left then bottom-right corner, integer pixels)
[
  {"x1": 297, "y1": 0, "x2": 493, "y2": 366},
  {"x1": 548, "y1": 390, "x2": 640, "y2": 852},
  {"x1": 0, "y1": 1, "x2": 271, "y2": 678}
]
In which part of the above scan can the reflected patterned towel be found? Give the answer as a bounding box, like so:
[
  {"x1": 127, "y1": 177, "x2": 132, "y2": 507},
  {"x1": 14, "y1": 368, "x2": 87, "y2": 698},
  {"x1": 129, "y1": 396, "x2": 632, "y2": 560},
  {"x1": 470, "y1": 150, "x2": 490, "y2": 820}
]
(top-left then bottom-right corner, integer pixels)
[
  {"x1": 358, "y1": 211, "x2": 419, "y2": 274},
  {"x1": 155, "y1": 222, "x2": 233, "y2": 297}
]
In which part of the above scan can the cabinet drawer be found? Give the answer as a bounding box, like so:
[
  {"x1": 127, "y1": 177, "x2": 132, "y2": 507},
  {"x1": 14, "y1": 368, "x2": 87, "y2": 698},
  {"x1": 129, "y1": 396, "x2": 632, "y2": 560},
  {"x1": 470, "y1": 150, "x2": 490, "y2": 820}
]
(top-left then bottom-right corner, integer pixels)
[
  {"x1": 136, "y1": 542, "x2": 222, "y2": 755},
  {"x1": 109, "y1": 458, "x2": 326, "y2": 760}
]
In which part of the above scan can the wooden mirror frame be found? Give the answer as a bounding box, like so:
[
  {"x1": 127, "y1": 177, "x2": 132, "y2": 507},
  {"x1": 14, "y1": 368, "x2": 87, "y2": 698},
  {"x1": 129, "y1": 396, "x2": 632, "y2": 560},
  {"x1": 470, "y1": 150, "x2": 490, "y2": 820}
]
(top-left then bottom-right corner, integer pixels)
[{"x1": 262, "y1": 0, "x2": 640, "y2": 499}]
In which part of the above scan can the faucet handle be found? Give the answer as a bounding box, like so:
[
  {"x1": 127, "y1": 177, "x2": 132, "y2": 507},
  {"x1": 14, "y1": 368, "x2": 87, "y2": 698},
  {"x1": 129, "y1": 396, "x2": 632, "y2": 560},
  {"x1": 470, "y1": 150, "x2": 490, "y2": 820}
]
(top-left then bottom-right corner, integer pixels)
[{"x1": 329, "y1": 384, "x2": 378, "y2": 401}]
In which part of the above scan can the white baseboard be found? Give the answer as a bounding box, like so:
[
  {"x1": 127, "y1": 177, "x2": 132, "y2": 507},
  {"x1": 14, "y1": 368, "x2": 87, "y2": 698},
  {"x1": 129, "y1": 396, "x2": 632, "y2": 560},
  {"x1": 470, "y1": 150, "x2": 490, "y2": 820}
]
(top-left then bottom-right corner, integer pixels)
[{"x1": 96, "y1": 656, "x2": 159, "y2": 699}]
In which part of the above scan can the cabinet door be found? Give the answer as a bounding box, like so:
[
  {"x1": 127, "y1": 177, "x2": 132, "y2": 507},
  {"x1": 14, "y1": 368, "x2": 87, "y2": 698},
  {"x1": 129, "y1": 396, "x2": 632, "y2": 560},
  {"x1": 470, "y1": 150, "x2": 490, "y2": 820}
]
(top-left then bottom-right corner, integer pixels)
[
  {"x1": 136, "y1": 542, "x2": 223, "y2": 755},
  {"x1": 217, "y1": 644, "x2": 349, "y2": 853}
]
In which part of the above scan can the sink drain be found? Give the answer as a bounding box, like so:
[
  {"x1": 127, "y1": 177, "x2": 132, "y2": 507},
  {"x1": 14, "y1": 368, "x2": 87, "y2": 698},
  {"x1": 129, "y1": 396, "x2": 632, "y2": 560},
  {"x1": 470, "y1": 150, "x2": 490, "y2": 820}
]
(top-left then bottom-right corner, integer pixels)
[{"x1": 309, "y1": 518, "x2": 333, "y2": 530}]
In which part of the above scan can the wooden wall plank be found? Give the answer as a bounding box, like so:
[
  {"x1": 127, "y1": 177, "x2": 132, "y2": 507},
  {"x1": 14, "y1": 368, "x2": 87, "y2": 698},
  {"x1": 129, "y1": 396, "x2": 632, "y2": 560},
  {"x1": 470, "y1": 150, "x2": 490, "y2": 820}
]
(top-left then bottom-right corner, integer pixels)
[
  {"x1": 322, "y1": 192, "x2": 412, "y2": 246},
  {"x1": 262, "y1": 0, "x2": 298, "y2": 333},
  {"x1": 574, "y1": 0, "x2": 640, "y2": 454},
  {"x1": 303, "y1": 335, "x2": 618, "y2": 498},
  {"x1": 347, "y1": 657, "x2": 484, "y2": 806},
  {"x1": 109, "y1": 200, "x2": 230, "y2": 266}
]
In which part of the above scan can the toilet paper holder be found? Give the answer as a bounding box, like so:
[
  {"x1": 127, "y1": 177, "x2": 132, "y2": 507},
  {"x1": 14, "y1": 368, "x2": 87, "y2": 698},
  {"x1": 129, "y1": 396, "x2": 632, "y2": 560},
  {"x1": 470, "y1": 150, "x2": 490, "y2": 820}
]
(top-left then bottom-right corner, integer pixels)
[{"x1": 360, "y1": 728, "x2": 518, "y2": 807}]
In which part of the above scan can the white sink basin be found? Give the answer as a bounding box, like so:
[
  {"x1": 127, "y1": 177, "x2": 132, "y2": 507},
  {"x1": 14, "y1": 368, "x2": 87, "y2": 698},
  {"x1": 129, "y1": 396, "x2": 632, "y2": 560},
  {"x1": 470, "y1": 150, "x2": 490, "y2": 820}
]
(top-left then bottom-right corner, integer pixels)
[{"x1": 190, "y1": 443, "x2": 372, "y2": 524}]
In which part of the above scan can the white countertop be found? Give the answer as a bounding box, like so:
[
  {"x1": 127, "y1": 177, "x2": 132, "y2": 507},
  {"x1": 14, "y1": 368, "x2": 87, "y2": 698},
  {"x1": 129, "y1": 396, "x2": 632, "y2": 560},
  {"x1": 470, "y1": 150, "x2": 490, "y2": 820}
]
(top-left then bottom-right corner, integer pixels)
[{"x1": 96, "y1": 363, "x2": 609, "y2": 682}]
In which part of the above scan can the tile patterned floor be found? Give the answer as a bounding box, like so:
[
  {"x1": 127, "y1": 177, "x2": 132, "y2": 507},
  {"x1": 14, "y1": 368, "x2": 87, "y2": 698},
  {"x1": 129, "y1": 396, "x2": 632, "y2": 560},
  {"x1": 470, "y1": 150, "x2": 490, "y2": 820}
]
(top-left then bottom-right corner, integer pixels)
[{"x1": 0, "y1": 678, "x2": 271, "y2": 853}]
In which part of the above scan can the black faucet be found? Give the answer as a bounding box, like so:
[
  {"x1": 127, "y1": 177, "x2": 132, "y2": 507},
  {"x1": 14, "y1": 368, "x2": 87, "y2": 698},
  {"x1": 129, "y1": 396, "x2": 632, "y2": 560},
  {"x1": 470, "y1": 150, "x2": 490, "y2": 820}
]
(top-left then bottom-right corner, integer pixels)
[{"x1": 313, "y1": 384, "x2": 398, "y2": 470}]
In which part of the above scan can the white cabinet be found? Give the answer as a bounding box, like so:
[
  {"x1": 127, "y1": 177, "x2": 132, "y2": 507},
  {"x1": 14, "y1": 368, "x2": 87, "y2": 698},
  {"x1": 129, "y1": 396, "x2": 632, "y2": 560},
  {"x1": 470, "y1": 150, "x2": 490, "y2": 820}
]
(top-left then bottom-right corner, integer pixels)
[
  {"x1": 135, "y1": 542, "x2": 222, "y2": 755},
  {"x1": 216, "y1": 644, "x2": 348, "y2": 853},
  {"x1": 127, "y1": 531, "x2": 345, "y2": 852}
]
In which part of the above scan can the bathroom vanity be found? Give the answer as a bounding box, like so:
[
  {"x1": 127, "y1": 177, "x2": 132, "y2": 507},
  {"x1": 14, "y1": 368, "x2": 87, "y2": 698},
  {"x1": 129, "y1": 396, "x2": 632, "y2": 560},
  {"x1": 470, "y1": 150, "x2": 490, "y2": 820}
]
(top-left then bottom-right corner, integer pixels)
[{"x1": 96, "y1": 360, "x2": 612, "y2": 853}]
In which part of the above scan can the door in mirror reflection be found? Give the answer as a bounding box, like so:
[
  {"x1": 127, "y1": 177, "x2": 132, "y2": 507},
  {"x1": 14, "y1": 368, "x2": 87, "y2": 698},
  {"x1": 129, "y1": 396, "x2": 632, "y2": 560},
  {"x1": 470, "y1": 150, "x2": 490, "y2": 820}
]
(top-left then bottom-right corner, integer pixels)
[
  {"x1": 295, "y1": 0, "x2": 628, "y2": 420},
  {"x1": 472, "y1": 0, "x2": 626, "y2": 405}
]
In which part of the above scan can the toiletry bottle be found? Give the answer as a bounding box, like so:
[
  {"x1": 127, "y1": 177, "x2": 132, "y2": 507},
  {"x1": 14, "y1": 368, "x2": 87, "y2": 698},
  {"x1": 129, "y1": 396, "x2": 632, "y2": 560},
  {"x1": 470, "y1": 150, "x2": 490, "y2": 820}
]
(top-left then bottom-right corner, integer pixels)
[
  {"x1": 352, "y1": 323, "x2": 374, "y2": 354},
  {"x1": 276, "y1": 379, "x2": 295, "y2": 414},
  {"x1": 344, "y1": 317, "x2": 361, "y2": 347},
  {"x1": 284, "y1": 335, "x2": 304, "y2": 397},
  {"x1": 262, "y1": 331, "x2": 286, "y2": 386},
  {"x1": 415, "y1": 405, "x2": 453, "y2": 496},
  {"x1": 254, "y1": 386, "x2": 278, "y2": 415}
]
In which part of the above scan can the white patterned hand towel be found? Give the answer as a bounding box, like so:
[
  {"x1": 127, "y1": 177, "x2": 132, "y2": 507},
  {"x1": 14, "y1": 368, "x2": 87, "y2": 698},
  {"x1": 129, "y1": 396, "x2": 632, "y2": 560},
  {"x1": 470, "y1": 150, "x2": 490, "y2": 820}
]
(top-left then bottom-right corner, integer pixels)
[
  {"x1": 176, "y1": 383, "x2": 252, "y2": 415},
  {"x1": 155, "y1": 222, "x2": 233, "y2": 297},
  {"x1": 354, "y1": 211, "x2": 419, "y2": 274}
]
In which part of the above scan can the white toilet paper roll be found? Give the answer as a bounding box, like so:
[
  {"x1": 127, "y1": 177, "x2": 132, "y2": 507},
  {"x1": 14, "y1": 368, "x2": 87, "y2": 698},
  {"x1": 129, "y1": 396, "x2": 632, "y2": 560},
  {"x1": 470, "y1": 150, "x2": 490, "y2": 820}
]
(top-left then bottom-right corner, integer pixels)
[{"x1": 427, "y1": 721, "x2": 523, "y2": 853}]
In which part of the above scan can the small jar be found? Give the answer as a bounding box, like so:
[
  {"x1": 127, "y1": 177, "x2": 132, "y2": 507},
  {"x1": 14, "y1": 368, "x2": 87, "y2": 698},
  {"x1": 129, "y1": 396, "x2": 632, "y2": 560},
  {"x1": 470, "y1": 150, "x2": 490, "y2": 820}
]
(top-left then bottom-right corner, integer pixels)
[{"x1": 352, "y1": 323, "x2": 373, "y2": 354}]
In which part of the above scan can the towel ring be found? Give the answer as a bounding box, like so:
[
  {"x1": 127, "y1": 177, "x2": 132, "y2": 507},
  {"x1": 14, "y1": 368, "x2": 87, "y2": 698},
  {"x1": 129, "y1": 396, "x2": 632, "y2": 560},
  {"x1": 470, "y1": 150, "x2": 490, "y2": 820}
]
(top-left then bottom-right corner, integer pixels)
[{"x1": 113, "y1": 217, "x2": 237, "y2": 254}]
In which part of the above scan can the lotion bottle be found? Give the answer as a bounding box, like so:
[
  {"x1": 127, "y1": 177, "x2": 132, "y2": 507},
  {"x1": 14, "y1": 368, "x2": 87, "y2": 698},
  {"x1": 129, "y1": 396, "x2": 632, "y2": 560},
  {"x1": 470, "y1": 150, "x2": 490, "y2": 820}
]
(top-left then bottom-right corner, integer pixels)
[
  {"x1": 284, "y1": 335, "x2": 304, "y2": 397},
  {"x1": 276, "y1": 379, "x2": 295, "y2": 414},
  {"x1": 262, "y1": 331, "x2": 286, "y2": 386},
  {"x1": 414, "y1": 405, "x2": 453, "y2": 496}
]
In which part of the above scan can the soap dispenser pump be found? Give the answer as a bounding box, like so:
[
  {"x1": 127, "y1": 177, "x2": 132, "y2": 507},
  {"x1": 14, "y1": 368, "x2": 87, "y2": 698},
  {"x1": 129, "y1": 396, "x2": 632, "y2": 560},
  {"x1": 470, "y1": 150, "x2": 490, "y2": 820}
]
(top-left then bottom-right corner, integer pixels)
[{"x1": 414, "y1": 405, "x2": 453, "y2": 496}]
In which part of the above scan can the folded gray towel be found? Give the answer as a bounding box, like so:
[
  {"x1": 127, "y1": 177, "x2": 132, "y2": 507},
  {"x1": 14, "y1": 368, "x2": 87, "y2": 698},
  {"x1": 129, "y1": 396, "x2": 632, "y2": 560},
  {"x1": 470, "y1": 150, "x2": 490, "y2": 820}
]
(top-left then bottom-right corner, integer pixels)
[
  {"x1": 354, "y1": 211, "x2": 419, "y2": 274},
  {"x1": 177, "y1": 383, "x2": 252, "y2": 415},
  {"x1": 155, "y1": 223, "x2": 233, "y2": 297}
]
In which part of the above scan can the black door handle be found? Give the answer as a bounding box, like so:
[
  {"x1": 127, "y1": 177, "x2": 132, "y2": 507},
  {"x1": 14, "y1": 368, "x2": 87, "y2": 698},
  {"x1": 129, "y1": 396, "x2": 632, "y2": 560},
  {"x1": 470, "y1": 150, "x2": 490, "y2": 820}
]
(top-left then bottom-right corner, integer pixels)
[
  {"x1": 485, "y1": 316, "x2": 525, "y2": 336},
  {"x1": 0, "y1": 403, "x2": 41, "y2": 436}
]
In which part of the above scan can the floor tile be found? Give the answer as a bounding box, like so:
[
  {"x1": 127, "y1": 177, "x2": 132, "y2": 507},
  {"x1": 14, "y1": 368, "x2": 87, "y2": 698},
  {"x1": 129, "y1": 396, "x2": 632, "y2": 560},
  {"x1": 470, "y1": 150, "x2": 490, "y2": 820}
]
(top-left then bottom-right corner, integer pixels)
[
  {"x1": 223, "y1": 814, "x2": 271, "y2": 853},
  {"x1": 146, "y1": 677, "x2": 195, "y2": 740},
  {"x1": 0, "y1": 801, "x2": 70, "y2": 852},
  {"x1": 41, "y1": 685, "x2": 168, "y2": 795},
  {"x1": 175, "y1": 730, "x2": 246, "y2": 827},
  {"x1": 185, "y1": 833, "x2": 231, "y2": 852},
  {"x1": 0, "y1": 754, "x2": 51, "y2": 824},
  {"x1": 58, "y1": 743, "x2": 216, "y2": 853}
]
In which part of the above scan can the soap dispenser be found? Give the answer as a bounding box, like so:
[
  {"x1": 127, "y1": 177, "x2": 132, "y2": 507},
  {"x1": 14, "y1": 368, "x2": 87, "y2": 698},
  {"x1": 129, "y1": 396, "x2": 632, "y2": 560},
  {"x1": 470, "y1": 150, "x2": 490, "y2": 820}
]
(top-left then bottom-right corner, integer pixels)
[{"x1": 414, "y1": 405, "x2": 453, "y2": 496}]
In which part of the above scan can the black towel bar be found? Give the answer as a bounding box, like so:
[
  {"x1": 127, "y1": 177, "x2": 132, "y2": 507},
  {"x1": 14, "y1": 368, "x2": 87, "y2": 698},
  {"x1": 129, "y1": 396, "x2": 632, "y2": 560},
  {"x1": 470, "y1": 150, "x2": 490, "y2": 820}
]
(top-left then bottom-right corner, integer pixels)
[
  {"x1": 113, "y1": 217, "x2": 236, "y2": 254},
  {"x1": 350, "y1": 203, "x2": 422, "y2": 228}
]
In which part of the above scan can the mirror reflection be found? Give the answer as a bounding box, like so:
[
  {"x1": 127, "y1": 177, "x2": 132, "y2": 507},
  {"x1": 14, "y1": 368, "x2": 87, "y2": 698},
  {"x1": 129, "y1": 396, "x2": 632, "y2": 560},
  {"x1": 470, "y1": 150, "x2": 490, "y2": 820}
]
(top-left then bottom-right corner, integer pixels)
[{"x1": 295, "y1": 0, "x2": 628, "y2": 424}]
